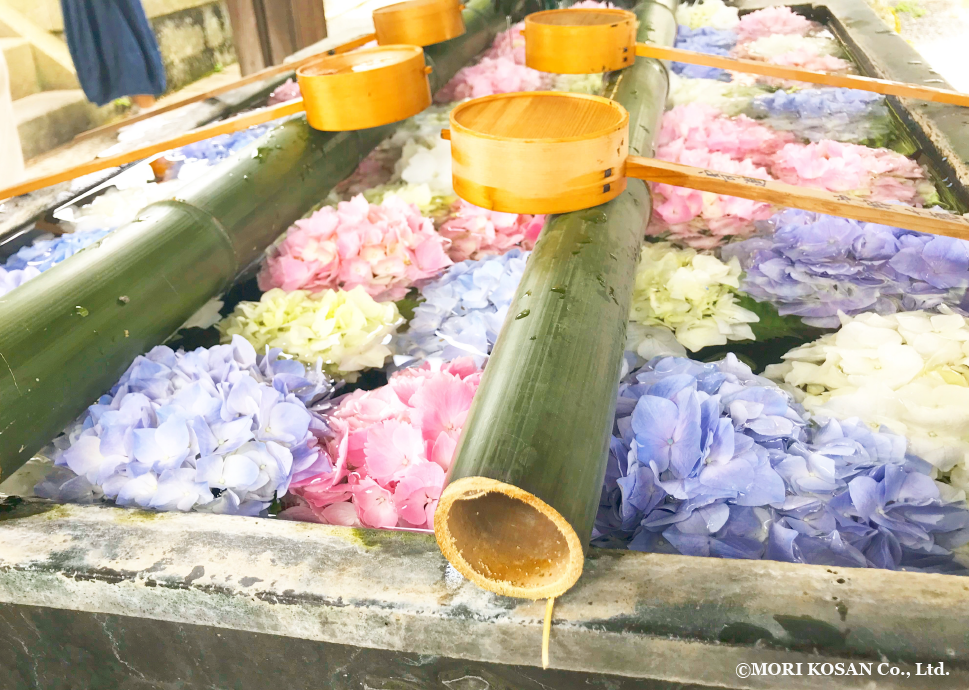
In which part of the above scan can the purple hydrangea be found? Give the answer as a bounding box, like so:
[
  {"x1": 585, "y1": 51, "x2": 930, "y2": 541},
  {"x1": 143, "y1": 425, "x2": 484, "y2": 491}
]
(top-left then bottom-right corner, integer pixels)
[
  {"x1": 394, "y1": 249, "x2": 528, "y2": 366},
  {"x1": 749, "y1": 88, "x2": 891, "y2": 143},
  {"x1": 37, "y1": 336, "x2": 335, "y2": 516},
  {"x1": 595, "y1": 355, "x2": 969, "y2": 573},
  {"x1": 722, "y1": 210, "x2": 969, "y2": 328},
  {"x1": 672, "y1": 25, "x2": 738, "y2": 81}
]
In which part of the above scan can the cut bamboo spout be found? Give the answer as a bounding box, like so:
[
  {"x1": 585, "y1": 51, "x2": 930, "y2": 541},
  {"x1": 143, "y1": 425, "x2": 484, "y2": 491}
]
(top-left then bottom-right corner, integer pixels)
[{"x1": 634, "y1": 43, "x2": 969, "y2": 108}]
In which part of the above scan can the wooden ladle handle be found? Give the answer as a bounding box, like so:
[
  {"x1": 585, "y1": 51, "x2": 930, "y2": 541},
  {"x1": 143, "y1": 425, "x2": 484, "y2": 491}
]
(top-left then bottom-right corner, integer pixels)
[
  {"x1": 625, "y1": 155, "x2": 969, "y2": 240},
  {"x1": 634, "y1": 43, "x2": 969, "y2": 108}
]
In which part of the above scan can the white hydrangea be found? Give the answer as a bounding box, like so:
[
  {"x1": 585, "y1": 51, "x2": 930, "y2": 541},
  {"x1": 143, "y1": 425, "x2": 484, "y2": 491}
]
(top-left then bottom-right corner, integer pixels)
[
  {"x1": 742, "y1": 34, "x2": 842, "y2": 60},
  {"x1": 765, "y1": 309, "x2": 969, "y2": 489},
  {"x1": 667, "y1": 73, "x2": 768, "y2": 117},
  {"x1": 629, "y1": 242, "x2": 758, "y2": 352},
  {"x1": 675, "y1": 0, "x2": 739, "y2": 30}
]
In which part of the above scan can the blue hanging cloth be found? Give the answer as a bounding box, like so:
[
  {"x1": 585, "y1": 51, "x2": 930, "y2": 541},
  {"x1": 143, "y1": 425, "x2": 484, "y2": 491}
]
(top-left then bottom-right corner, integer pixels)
[{"x1": 60, "y1": 0, "x2": 167, "y2": 106}]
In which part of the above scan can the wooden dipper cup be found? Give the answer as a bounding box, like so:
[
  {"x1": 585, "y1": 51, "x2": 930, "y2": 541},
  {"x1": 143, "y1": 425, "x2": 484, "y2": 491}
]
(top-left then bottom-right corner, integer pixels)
[
  {"x1": 443, "y1": 92, "x2": 969, "y2": 243},
  {"x1": 297, "y1": 45, "x2": 432, "y2": 131},
  {"x1": 524, "y1": 8, "x2": 637, "y2": 74},
  {"x1": 445, "y1": 92, "x2": 629, "y2": 215},
  {"x1": 373, "y1": 0, "x2": 466, "y2": 47}
]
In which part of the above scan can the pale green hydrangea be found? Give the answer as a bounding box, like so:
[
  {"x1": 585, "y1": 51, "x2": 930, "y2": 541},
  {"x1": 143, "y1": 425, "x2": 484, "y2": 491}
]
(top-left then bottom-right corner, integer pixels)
[
  {"x1": 217, "y1": 287, "x2": 402, "y2": 380},
  {"x1": 629, "y1": 242, "x2": 758, "y2": 352}
]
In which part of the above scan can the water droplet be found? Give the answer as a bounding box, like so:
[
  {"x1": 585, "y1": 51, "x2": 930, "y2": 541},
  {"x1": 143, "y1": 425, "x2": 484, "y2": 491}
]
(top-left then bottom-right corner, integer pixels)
[
  {"x1": 550, "y1": 285, "x2": 567, "y2": 296},
  {"x1": 524, "y1": 290, "x2": 532, "y2": 297},
  {"x1": 117, "y1": 295, "x2": 130, "y2": 305},
  {"x1": 75, "y1": 306, "x2": 89, "y2": 317},
  {"x1": 515, "y1": 309, "x2": 530, "y2": 320},
  {"x1": 529, "y1": 336, "x2": 536, "y2": 341}
]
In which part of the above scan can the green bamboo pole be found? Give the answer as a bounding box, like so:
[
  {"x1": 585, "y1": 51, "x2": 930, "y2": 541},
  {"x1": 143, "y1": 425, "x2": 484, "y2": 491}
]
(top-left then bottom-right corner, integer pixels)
[
  {"x1": 0, "y1": 0, "x2": 519, "y2": 478},
  {"x1": 435, "y1": 0, "x2": 677, "y2": 600}
]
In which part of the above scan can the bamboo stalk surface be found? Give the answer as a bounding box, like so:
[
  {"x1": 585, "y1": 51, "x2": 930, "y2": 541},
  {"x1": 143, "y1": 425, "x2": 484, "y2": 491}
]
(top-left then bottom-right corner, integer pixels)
[{"x1": 434, "y1": 0, "x2": 677, "y2": 600}]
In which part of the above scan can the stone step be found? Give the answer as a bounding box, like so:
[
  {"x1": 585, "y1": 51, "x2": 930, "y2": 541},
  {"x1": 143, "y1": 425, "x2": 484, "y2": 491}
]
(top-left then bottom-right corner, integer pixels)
[
  {"x1": 1, "y1": 36, "x2": 39, "y2": 100},
  {"x1": 13, "y1": 89, "x2": 98, "y2": 160}
]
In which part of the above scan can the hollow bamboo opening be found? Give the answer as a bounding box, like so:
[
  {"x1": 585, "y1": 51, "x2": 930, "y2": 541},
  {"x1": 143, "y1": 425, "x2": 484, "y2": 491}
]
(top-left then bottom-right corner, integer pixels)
[{"x1": 434, "y1": 477, "x2": 585, "y2": 599}]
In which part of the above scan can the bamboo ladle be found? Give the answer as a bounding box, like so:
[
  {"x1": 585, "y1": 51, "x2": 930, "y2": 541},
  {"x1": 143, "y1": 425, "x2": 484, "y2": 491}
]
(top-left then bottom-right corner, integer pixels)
[
  {"x1": 523, "y1": 8, "x2": 969, "y2": 108},
  {"x1": 442, "y1": 92, "x2": 969, "y2": 240}
]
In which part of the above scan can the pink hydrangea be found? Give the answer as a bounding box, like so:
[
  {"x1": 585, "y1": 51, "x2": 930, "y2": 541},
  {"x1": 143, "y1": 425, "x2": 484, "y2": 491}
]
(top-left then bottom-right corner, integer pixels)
[
  {"x1": 769, "y1": 140, "x2": 929, "y2": 203},
  {"x1": 435, "y1": 55, "x2": 551, "y2": 103},
  {"x1": 267, "y1": 79, "x2": 302, "y2": 105},
  {"x1": 438, "y1": 200, "x2": 545, "y2": 261},
  {"x1": 651, "y1": 142, "x2": 775, "y2": 233},
  {"x1": 656, "y1": 103, "x2": 795, "y2": 166},
  {"x1": 281, "y1": 358, "x2": 482, "y2": 530},
  {"x1": 735, "y1": 6, "x2": 816, "y2": 42},
  {"x1": 482, "y1": 22, "x2": 527, "y2": 64},
  {"x1": 258, "y1": 194, "x2": 452, "y2": 302}
]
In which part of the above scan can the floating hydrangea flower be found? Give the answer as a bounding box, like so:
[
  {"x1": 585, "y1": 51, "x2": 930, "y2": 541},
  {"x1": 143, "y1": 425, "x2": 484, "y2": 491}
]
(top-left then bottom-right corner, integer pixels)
[
  {"x1": 672, "y1": 25, "x2": 738, "y2": 80},
  {"x1": 594, "y1": 356, "x2": 969, "y2": 571},
  {"x1": 735, "y1": 6, "x2": 816, "y2": 41},
  {"x1": 395, "y1": 249, "x2": 529, "y2": 365},
  {"x1": 435, "y1": 56, "x2": 550, "y2": 103},
  {"x1": 438, "y1": 200, "x2": 544, "y2": 262},
  {"x1": 37, "y1": 336, "x2": 334, "y2": 516},
  {"x1": 0, "y1": 265, "x2": 41, "y2": 298},
  {"x1": 765, "y1": 309, "x2": 969, "y2": 489},
  {"x1": 770, "y1": 140, "x2": 935, "y2": 204},
  {"x1": 648, "y1": 147, "x2": 775, "y2": 247},
  {"x1": 657, "y1": 103, "x2": 795, "y2": 167},
  {"x1": 734, "y1": 34, "x2": 851, "y2": 74},
  {"x1": 267, "y1": 78, "x2": 301, "y2": 105},
  {"x1": 768, "y1": 425, "x2": 969, "y2": 571},
  {"x1": 668, "y1": 73, "x2": 768, "y2": 117},
  {"x1": 258, "y1": 194, "x2": 451, "y2": 302},
  {"x1": 722, "y1": 210, "x2": 969, "y2": 327},
  {"x1": 551, "y1": 72, "x2": 606, "y2": 95},
  {"x1": 594, "y1": 355, "x2": 798, "y2": 554},
  {"x1": 750, "y1": 88, "x2": 892, "y2": 144},
  {"x1": 217, "y1": 287, "x2": 403, "y2": 379},
  {"x1": 280, "y1": 358, "x2": 482, "y2": 529},
  {"x1": 676, "y1": 0, "x2": 739, "y2": 30},
  {"x1": 1, "y1": 226, "x2": 112, "y2": 282},
  {"x1": 629, "y1": 242, "x2": 758, "y2": 351}
]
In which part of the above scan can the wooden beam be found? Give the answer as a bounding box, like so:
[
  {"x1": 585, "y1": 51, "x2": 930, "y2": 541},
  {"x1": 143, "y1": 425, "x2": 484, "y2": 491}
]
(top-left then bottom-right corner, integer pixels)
[
  {"x1": 0, "y1": 100, "x2": 307, "y2": 202},
  {"x1": 635, "y1": 43, "x2": 969, "y2": 107},
  {"x1": 626, "y1": 155, "x2": 969, "y2": 240}
]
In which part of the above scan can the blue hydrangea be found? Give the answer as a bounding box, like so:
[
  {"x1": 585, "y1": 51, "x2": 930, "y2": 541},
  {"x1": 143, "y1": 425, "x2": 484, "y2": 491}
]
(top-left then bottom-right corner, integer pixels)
[
  {"x1": 0, "y1": 227, "x2": 114, "y2": 297},
  {"x1": 721, "y1": 210, "x2": 969, "y2": 328},
  {"x1": 173, "y1": 125, "x2": 271, "y2": 166},
  {"x1": 769, "y1": 436, "x2": 969, "y2": 572},
  {"x1": 594, "y1": 355, "x2": 969, "y2": 573},
  {"x1": 394, "y1": 249, "x2": 528, "y2": 366},
  {"x1": 672, "y1": 25, "x2": 738, "y2": 81},
  {"x1": 750, "y1": 88, "x2": 892, "y2": 143},
  {"x1": 37, "y1": 336, "x2": 335, "y2": 516}
]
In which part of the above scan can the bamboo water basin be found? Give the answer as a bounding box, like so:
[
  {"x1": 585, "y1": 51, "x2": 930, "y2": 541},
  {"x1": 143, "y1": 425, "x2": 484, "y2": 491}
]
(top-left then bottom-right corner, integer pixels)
[
  {"x1": 524, "y1": 8, "x2": 637, "y2": 74},
  {"x1": 446, "y1": 91, "x2": 629, "y2": 214},
  {"x1": 296, "y1": 45, "x2": 432, "y2": 131},
  {"x1": 373, "y1": 0, "x2": 466, "y2": 47}
]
